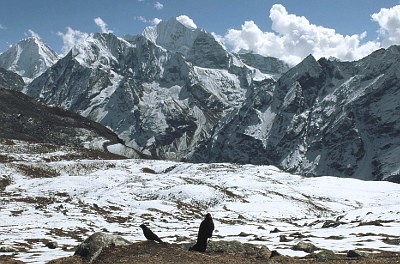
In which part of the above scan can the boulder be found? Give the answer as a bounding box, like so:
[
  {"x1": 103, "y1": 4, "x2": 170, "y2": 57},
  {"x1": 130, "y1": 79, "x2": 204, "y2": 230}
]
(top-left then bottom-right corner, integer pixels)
[
  {"x1": 279, "y1": 235, "x2": 290, "y2": 242},
  {"x1": 312, "y1": 249, "x2": 337, "y2": 261},
  {"x1": 322, "y1": 220, "x2": 343, "y2": 228},
  {"x1": 347, "y1": 249, "x2": 369, "y2": 258},
  {"x1": 207, "y1": 240, "x2": 271, "y2": 258},
  {"x1": 0, "y1": 175, "x2": 12, "y2": 191},
  {"x1": 46, "y1": 241, "x2": 58, "y2": 249},
  {"x1": 74, "y1": 232, "x2": 131, "y2": 263},
  {"x1": 270, "y1": 227, "x2": 281, "y2": 233},
  {"x1": 0, "y1": 246, "x2": 16, "y2": 252},
  {"x1": 291, "y1": 241, "x2": 319, "y2": 253}
]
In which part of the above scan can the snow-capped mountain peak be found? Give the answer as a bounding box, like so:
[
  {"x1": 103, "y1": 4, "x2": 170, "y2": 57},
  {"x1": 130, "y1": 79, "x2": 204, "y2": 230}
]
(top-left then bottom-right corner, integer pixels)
[
  {"x1": 143, "y1": 16, "x2": 201, "y2": 56},
  {"x1": 0, "y1": 35, "x2": 59, "y2": 81},
  {"x1": 70, "y1": 32, "x2": 127, "y2": 68},
  {"x1": 4, "y1": 16, "x2": 399, "y2": 182}
]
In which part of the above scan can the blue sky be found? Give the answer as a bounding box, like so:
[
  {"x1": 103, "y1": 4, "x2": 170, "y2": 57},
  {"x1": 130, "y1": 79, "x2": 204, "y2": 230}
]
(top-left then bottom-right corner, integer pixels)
[{"x1": 1, "y1": 0, "x2": 400, "y2": 64}]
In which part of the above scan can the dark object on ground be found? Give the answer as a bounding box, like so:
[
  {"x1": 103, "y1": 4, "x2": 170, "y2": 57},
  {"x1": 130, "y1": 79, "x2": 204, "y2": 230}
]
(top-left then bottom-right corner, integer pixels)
[
  {"x1": 73, "y1": 232, "x2": 131, "y2": 263},
  {"x1": 140, "y1": 224, "x2": 163, "y2": 243},
  {"x1": 291, "y1": 241, "x2": 319, "y2": 253},
  {"x1": 347, "y1": 249, "x2": 370, "y2": 258},
  {"x1": 189, "y1": 213, "x2": 215, "y2": 252}
]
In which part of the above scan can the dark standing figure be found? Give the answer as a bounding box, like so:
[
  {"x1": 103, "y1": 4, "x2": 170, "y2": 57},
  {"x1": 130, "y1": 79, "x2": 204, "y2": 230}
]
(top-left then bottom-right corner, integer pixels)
[
  {"x1": 140, "y1": 224, "x2": 163, "y2": 243},
  {"x1": 189, "y1": 213, "x2": 214, "y2": 252}
]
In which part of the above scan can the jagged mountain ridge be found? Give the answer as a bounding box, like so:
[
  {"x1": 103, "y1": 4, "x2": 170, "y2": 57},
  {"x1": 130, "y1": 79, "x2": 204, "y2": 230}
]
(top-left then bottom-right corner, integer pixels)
[
  {"x1": 0, "y1": 67, "x2": 124, "y2": 157},
  {"x1": 1, "y1": 17, "x2": 399, "y2": 181},
  {"x1": 17, "y1": 18, "x2": 284, "y2": 161},
  {"x1": 190, "y1": 47, "x2": 400, "y2": 181},
  {"x1": 0, "y1": 36, "x2": 59, "y2": 81}
]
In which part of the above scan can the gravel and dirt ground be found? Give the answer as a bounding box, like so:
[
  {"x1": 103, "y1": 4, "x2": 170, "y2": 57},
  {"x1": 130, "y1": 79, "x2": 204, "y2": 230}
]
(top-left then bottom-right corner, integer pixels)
[{"x1": 0, "y1": 241, "x2": 388, "y2": 264}]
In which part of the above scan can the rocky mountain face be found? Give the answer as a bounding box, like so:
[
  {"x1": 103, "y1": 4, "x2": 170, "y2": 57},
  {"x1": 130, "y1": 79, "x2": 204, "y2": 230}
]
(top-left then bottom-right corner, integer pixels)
[
  {"x1": 0, "y1": 67, "x2": 123, "y2": 154},
  {"x1": 17, "y1": 18, "x2": 284, "y2": 161},
  {"x1": 191, "y1": 48, "x2": 400, "y2": 181},
  {"x1": 0, "y1": 67, "x2": 25, "y2": 90},
  {"x1": 0, "y1": 36, "x2": 58, "y2": 81},
  {"x1": 1, "y1": 17, "x2": 399, "y2": 181}
]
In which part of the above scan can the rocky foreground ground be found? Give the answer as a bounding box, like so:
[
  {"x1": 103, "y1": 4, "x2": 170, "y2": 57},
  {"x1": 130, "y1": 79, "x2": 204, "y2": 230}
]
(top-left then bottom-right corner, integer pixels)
[{"x1": 2, "y1": 240, "x2": 400, "y2": 264}]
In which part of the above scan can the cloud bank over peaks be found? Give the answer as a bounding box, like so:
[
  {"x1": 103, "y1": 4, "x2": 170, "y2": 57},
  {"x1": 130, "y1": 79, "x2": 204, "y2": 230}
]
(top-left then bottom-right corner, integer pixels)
[
  {"x1": 224, "y1": 4, "x2": 381, "y2": 65},
  {"x1": 57, "y1": 17, "x2": 112, "y2": 55},
  {"x1": 57, "y1": 27, "x2": 89, "y2": 55}
]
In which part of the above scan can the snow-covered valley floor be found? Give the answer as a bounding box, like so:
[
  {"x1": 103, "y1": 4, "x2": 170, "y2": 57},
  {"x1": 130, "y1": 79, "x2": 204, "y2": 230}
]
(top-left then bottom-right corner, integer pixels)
[{"x1": 1, "y1": 141, "x2": 400, "y2": 263}]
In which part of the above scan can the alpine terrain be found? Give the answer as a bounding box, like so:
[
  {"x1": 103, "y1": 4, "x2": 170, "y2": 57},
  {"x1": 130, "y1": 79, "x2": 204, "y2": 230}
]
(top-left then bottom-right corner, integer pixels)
[
  {"x1": 0, "y1": 67, "x2": 124, "y2": 158},
  {"x1": 1, "y1": 17, "x2": 399, "y2": 182},
  {"x1": 0, "y1": 34, "x2": 59, "y2": 82},
  {"x1": 1, "y1": 16, "x2": 400, "y2": 264}
]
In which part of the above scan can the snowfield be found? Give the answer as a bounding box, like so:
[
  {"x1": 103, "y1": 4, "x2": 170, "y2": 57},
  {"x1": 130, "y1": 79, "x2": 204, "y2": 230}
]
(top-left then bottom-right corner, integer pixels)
[{"x1": 1, "y1": 143, "x2": 400, "y2": 263}]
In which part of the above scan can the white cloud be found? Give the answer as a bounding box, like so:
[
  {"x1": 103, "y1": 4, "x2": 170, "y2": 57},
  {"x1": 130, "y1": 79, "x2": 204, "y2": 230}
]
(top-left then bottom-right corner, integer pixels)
[
  {"x1": 154, "y1": 2, "x2": 163, "y2": 10},
  {"x1": 135, "y1": 16, "x2": 147, "y2": 23},
  {"x1": 57, "y1": 27, "x2": 89, "y2": 55},
  {"x1": 372, "y1": 5, "x2": 400, "y2": 47},
  {"x1": 0, "y1": 24, "x2": 6, "y2": 30},
  {"x1": 152, "y1": 18, "x2": 162, "y2": 25},
  {"x1": 176, "y1": 15, "x2": 197, "y2": 29},
  {"x1": 224, "y1": 4, "x2": 380, "y2": 65},
  {"x1": 94, "y1": 17, "x2": 113, "y2": 33},
  {"x1": 135, "y1": 16, "x2": 161, "y2": 25}
]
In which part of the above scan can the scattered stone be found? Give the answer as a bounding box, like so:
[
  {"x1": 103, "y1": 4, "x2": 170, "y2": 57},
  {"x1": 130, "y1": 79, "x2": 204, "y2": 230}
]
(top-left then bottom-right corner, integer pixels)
[
  {"x1": 74, "y1": 232, "x2": 132, "y2": 263},
  {"x1": 347, "y1": 249, "x2": 369, "y2": 258},
  {"x1": 252, "y1": 236, "x2": 268, "y2": 241},
  {"x1": 291, "y1": 241, "x2": 319, "y2": 253},
  {"x1": 174, "y1": 236, "x2": 188, "y2": 242},
  {"x1": 141, "y1": 167, "x2": 156, "y2": 174},
  {"x1": 46, "y1": 241, "x2": 58, "y2": 249},
  {"x1": 382, "y1": 237, "x2": 400, "y2": 245},
  {"x1": 326, "y1": 235, "x2": 344, "y2": 240},
  {"x1": 238, "y1": 232, "x2": 252, "y2": 237},
  {"x1": 207, "y1": 240, "x2": 271, "y2": 258},
  {"x1": 0, "y1": 175, "x2": 12, "y2": 191},
  {"x1": 358, "y1": 220, "x2": 384, "y2": 226},
  {"x1": 312, "y1": 249, "x2": 337, "y2": 262},
  {"x1": 256, "y1": 245, "x2": 272, "y2": 258},
  {"x1": 270, "y1": 227, "x2": 281, "y2": 233},
  {"x1": 279, "y1": 235, "x2": 290, "y2": 242},
  {"x1": 289, "y1": 232, "x2": 305, "y2": 238},
  {"x1": 322, "y1": 220, "x2": 343, "y2": 228},
  {"x1": 270, "y1": 250, "x2": 282, "y2": 258},
  {"x1": 0, "y1": 246, "x2": 16, "y2": 252}
]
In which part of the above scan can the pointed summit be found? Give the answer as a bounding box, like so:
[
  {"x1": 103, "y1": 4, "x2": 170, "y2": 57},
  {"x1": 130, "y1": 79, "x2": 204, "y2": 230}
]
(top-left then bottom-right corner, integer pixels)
[
  {"x1": 69, "y1": 32, "x2": 125, "y2": 67},
  {"x1": 142, "y1": 16, "x2": 201, "y2": 56},
  {"x1": 142, "y1": 16, "x2": 231, "y2": 68},
  {"x1": 0, "y1": 32, "x2": 59, "y2": 81}
]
